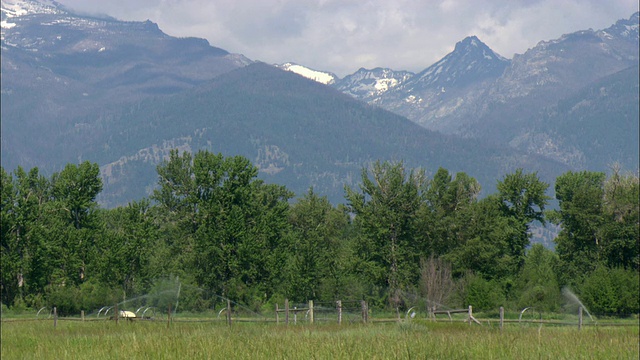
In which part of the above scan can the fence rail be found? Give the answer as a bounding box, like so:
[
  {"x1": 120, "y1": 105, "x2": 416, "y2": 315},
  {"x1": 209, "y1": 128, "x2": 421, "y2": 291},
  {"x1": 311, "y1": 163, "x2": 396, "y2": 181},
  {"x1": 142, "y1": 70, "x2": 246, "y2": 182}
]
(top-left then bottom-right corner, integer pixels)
[{"x1": 3, "y1": 303, "x2": 636, "y2": 331}]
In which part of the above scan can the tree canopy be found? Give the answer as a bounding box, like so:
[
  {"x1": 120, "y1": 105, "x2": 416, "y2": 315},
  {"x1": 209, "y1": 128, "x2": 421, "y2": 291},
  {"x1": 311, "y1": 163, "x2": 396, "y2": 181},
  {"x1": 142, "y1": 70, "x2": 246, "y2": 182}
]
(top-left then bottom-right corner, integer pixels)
[{"x1": 1, "y1": 155, "x2": 637, "y2": 316}]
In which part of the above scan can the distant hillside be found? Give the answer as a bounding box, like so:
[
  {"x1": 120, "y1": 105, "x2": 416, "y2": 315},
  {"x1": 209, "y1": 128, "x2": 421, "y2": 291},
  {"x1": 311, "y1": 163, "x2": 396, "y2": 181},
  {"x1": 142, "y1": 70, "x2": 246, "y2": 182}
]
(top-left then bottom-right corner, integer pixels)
[
  {"x1": 459, "y1": 14, "x2": 639, "y2": 171},
  {"x1": 1, "y1": 0, "x2": 250, "y2": 171},
  {"x1": 516, "y1": 65, "x2": 639, "y2": 170},
  {"x1": 82, "y1": 63, "x2": 567, "y2": 206},
  {"x1": 319, "y1": 13, "x2": 639, "y2": 174}
]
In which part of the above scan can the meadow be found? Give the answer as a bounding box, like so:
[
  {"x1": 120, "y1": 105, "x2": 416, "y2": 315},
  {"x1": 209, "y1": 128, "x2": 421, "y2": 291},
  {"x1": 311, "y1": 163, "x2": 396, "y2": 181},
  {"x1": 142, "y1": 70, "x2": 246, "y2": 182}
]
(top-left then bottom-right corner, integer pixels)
[{"x1": 2, "y1": 317, "x2": 638, "y2": 359}]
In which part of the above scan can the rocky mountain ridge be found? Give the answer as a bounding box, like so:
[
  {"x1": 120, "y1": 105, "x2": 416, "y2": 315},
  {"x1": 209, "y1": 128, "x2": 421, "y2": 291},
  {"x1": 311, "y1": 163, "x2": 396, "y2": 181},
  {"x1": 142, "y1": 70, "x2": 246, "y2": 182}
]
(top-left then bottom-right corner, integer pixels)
[
  {"x1": 456, "y1": 12, "x2": 639, "y2": 171},
  {"x1": 281, "y1": 12, "x2": 639, "y2": 172},
  {"x1": 369, "y1": 35, "x2": 511, "y2": 132}
]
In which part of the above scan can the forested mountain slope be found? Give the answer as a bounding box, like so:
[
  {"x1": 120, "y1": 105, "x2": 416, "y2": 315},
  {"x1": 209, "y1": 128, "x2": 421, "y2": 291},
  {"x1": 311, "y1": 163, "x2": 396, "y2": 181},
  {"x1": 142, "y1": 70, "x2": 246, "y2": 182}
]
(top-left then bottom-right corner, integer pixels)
[
  {"x1": 1, "y1": 0, "x2": 250, "y2": 172},
  {"x1": 86, "y1": 63, "x2": 567, "y2": 206}
]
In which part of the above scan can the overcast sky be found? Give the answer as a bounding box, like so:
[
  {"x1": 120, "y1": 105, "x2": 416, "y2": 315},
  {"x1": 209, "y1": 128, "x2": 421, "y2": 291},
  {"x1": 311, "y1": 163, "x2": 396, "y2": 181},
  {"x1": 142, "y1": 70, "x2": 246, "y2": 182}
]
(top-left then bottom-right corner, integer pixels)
[{"x1": 60, "y1": 0, "x2": 638, "y2": 77}]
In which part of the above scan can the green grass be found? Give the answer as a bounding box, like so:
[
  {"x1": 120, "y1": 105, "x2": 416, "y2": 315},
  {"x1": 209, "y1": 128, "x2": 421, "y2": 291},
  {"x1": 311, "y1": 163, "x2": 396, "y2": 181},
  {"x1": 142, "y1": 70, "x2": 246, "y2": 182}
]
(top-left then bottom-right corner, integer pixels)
[{"x1": 1, "y1": 319, "x2": 638, "y2": 359}]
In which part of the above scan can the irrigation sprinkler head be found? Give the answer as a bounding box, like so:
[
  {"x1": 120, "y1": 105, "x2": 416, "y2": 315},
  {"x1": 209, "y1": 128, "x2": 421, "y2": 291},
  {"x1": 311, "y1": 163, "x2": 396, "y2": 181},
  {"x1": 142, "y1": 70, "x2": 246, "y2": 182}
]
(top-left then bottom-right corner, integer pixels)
[
  {"x1": 36, "y1": 307, "x2": 51, "y2": 319},
  {"x1": 141, "y1": 307, "x2": 156, "y2": 319},
  {"x1": 519, "y1": 307, "x2": 534, "y2": 323},
  {"x1": 217, "y1": 308, "x2": 227, "y2": 319},
  {"x1": 97, "y1": 306, "x2": 110, "y2": 318},
  {"x1": 405, "y1": 307, "x2": 417, "y2": 321}
]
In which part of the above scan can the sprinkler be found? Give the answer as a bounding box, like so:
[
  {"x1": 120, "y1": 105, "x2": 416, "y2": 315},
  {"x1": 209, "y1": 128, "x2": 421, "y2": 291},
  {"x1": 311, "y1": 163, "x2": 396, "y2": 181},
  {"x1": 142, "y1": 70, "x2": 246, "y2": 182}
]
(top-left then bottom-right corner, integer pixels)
[
  {"x1": 36, "y1": 307, "x2": 51, "y2": 319},
  {"x1": 405, "y1": 307, "x2": 416, "y2": 321}
]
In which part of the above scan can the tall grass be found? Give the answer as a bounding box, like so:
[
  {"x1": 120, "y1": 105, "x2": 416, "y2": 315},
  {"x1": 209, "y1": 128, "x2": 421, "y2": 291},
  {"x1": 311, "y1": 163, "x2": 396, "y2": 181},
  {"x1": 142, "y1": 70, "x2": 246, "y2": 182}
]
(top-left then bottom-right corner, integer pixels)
[{"x1": 2, "y1": 319, "x2": 638, "y2": 359}]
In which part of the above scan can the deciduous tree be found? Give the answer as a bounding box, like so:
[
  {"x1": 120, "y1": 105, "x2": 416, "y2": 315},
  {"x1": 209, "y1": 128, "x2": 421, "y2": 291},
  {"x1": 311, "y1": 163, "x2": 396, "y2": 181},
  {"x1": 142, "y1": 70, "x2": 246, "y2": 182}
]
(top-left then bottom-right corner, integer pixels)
[{"x1": 345, "y1": 161, "x2": 428, "y2": 308}]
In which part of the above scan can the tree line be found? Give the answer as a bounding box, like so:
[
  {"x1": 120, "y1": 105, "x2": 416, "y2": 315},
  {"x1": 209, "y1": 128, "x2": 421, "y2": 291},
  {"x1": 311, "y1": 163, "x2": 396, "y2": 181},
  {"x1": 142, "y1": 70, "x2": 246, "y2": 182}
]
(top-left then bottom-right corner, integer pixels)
[{"x1": 1, "y1": 150, "x2": 638, "y2": 316}]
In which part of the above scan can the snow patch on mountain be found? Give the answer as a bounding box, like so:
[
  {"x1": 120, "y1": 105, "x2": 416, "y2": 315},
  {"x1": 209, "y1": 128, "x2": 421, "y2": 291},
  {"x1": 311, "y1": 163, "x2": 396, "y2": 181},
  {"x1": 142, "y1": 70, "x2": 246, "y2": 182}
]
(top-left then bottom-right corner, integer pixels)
[
  {"x1": 1, "y1": 0, "x2": 65, "y2": 18},
  {"x1": 1, "y1": 20, "x2": 15, "y2": 28},
  {"x1": 333, "y1": 67, "x2": 414, "y2": 101},
  {"x1": 277, "y1": 62, "x2": 336, "y2": 84},
  {"x1": 1, "y1": 0, "x2": 66, "y2": 39}
]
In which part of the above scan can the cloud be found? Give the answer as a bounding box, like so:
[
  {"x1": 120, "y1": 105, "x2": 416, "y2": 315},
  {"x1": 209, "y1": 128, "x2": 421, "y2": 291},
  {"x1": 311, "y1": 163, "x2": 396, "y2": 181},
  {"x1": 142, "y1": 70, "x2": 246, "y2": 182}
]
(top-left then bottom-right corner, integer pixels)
[{"x1": 59, "y1": 0, "x2": 638, "y2": 77}]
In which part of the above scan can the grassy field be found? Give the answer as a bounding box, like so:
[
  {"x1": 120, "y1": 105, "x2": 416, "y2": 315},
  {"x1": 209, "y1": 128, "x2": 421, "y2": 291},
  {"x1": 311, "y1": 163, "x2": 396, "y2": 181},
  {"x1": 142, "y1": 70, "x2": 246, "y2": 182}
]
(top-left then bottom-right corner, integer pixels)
[{"x1": 1, "y1": 318, "x2": 638, "y2": 359}]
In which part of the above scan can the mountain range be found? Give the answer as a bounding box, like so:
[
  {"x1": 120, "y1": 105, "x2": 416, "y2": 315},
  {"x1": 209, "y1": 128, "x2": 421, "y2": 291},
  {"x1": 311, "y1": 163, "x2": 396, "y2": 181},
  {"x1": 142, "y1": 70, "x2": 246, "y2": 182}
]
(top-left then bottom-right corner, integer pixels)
[
  {"x1": 1, "y1": 0, "x2": 638, "y2": 208},
  {"x1": 285, "y1": 14, "x2": 639, "y2": 172}
]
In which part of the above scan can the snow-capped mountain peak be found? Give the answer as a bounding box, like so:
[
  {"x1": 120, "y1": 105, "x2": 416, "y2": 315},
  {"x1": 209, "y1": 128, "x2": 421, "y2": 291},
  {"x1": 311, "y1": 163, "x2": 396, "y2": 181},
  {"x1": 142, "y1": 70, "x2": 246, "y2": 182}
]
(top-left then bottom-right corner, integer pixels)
[
  {"x1": 276, "y1": 62, "x2": 337, "y2": 85},
  {"x1": 455, "y1": 35, "x2": 507, "y2": 61},
  {"x1": 409, "y1": 35, "x2": 509, "y2": 89},
  {"x1": 1, "y1": 0, "x2": 66, "y2": 37}
]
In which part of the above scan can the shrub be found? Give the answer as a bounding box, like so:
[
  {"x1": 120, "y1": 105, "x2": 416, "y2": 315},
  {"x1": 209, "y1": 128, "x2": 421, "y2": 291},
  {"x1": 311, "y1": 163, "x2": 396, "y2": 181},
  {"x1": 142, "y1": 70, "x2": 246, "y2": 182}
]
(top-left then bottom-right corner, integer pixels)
[
  {"x1": 45, "y1": 285, "x2": 80, "y2": 316},
  {"x1": 515, "y1": 244, "x2": 562, "y2": 312},
  {"x1": 78, "y1": 281, "x2": 122, "y2": 312},
  {"x1": 580, "y1": 266, "x2": 639, "y2": 315},
  {"x1": 456, "y1": 273, "x2": 504, "y2": 311}
]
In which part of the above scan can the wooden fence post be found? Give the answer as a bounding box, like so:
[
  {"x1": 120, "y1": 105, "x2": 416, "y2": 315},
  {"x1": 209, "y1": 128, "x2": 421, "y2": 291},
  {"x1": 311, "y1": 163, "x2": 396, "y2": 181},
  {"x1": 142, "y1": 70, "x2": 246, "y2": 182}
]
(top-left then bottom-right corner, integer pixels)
[
  {"x1": 81, "y1": 310, "x2": 85, "y2": 322},
  {"x1": 337, "y1": 300, "x2": 342, "y2": 325},
  {"x1": 361, "y1": 300, "x2": 368, "y2": 324},
  {"x1": 284, "y1": 299, "x2": 289, "y2": 325},
  {"x1": 309, "y1": 300, "x2": 314, "y2": 324},
  {"x1": 578, "y1": 306, "x2": 583, "y2": 330},
  {"x1": 227, "y1": 299, "x2": 232, "y2": 326},
  {"x1": 468, "y1": 305, "x2": 472, "y2": 326},
  {"x1": 499, "y1": 307, "x2": 504, "y2": 331},
  {"x1": 53, "y1": 306, "x2": 57, "y2": 328},
  {"x1": 275, "y1": 303, "x2": 279, "y2": 324},
  {"x1": 115, "y1": 303, "x2": 119, "y2": 325}
]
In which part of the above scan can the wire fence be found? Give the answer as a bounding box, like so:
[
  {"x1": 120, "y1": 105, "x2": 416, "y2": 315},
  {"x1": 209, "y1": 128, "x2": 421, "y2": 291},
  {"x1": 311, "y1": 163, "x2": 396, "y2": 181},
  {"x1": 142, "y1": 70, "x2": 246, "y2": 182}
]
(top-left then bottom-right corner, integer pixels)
[{"x1": 3, "y1": 300, "x2": 638, "y2": 330}]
